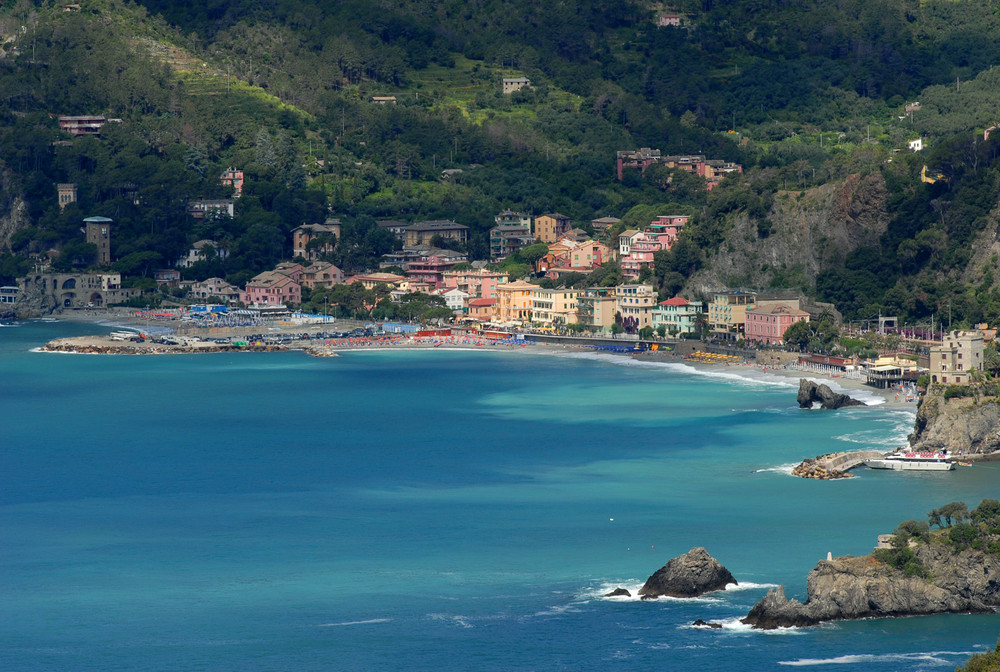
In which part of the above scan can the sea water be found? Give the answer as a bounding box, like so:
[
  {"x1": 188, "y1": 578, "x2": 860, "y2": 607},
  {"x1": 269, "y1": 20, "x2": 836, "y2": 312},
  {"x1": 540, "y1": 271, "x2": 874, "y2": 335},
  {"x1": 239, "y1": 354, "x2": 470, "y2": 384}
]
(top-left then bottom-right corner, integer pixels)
[{"x1": 2, "y1": 321, "x2": 1000, "y2": 671}]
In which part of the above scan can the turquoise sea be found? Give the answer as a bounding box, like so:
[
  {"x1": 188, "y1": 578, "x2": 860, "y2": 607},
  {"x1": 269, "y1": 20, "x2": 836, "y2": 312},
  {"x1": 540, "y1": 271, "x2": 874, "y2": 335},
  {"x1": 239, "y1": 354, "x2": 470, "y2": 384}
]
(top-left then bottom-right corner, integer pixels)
[{"x1": 3, "y1": 320, "x2": 1000, "y2": 671}]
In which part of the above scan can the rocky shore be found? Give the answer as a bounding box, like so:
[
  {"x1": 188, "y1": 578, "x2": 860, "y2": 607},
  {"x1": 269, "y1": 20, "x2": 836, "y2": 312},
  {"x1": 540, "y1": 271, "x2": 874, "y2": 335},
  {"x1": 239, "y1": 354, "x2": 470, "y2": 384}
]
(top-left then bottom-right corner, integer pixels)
[{"x1": 742, "y1": 544, "x2": 1000, "y2": 629}]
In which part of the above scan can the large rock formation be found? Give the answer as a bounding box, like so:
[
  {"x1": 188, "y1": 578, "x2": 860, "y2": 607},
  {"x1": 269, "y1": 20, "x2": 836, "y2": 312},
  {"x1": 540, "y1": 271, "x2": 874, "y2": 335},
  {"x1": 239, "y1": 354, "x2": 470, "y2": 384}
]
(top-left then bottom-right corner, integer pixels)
[
  {"x1": 797, "y1": 379, "x2": 865, "y2": 409},
  {"x1": 686, "y1": 173, "x2": 889, "y2": 295},
  {"x1": 908, "y1": 387, "x2": 1000, "y2": 455},
  {"x1": 638, "y1": 547, "x2": 736, "y2": 598},
  {"x1": 742, "y1": 545, "x2": 1000, "y2": 629}
]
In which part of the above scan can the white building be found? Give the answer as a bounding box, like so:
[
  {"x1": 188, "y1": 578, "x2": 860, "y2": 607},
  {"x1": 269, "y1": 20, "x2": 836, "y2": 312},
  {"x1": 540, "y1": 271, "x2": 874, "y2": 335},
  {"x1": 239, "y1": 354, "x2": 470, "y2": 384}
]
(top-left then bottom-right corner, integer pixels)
[{"x1": 442, "y1": 288, "x2": 469, "y2": 312}]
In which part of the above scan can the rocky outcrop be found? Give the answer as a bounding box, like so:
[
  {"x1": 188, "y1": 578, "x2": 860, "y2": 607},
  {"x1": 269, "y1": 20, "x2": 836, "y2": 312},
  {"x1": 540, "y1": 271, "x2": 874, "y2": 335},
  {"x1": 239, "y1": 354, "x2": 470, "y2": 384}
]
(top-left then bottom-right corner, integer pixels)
[
  {"x1": 686, "y1": 173, "x2": 889, "y2": 295},
  {"x1": 742, "y1": 546, "x2": 1000, "y2": 629},
  {"x1": 638, "y1": 547, "x2": 736, "y2": 598},
  {"x1": 604, "y1": 588, "x2": 631, "y2": 597},
  {"x1": 797, "y1": 379, "x2": 865, "y2": 409},
  {"x1": 908, "y1": 387, "x2": 1000, "y2": 455}
]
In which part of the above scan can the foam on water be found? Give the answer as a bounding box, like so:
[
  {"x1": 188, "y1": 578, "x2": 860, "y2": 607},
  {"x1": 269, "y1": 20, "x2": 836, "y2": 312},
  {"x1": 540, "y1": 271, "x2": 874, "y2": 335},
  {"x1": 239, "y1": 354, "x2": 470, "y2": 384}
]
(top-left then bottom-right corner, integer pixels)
[
  {"x1": 753, "y1": 463, "x2": 799, "y2": 476},
  {"x1": 779, "y1": 650, "x2": 981, "y2": 666},
  {"x1": 317, "y1": 618, "x2": 392, "y2": 627}
]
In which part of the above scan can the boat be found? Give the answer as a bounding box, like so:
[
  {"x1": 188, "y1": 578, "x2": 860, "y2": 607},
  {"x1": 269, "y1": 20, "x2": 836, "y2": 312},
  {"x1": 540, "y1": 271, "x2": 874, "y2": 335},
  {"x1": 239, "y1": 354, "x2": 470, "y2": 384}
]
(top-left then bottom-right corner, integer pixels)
[{"x1": 864, "y1": 450, "x2": 955, "y2": 471}]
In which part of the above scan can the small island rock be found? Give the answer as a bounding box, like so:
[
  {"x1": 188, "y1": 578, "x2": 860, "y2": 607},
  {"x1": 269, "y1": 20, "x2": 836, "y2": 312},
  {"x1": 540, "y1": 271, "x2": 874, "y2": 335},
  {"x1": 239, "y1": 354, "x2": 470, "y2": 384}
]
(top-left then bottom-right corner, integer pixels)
[
  {"x1": 604, "y1": 588, "x2": 631, "y2": 597},
  {"x1": 797, "y1": 379, "x2": 865, "y2": 409},
  {"x1": 638, "y1": 547, "x2": 736, "y2": 598},
  {"x1": 692, "y1": 618, "x2": 723, "y2": 629}
]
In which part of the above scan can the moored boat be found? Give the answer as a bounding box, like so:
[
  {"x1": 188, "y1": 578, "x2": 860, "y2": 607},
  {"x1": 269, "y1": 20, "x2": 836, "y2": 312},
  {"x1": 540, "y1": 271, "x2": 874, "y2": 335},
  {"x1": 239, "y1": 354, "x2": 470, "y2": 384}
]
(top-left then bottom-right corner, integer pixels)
[{"x1": 864, "y1": 450, "x2": 955, "y2": 471}]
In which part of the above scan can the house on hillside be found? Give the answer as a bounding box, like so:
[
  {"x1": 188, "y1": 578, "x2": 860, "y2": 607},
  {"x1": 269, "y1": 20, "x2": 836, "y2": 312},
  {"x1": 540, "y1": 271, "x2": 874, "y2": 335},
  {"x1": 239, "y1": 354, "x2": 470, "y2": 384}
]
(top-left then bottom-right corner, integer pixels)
[
  {"x1": 220, "y1": 167, "x2": 244, "y2": 197},
  {"x1": 176, "y1": 240, "x2": 228, "y2": 269},
  {"x1": 404, "y1": 221, "x2": 468, "y2": 247},
  {"x1": 534, "y1": 213, "x2": 572, "y2": 243},
  {"x1": 292, "y1": 219, "x2": 341, "y2": 260},
  {"x1": 502, "y1": 77, "x2": 531, "y2": 94},
  {"x1": 188, "y1": 199, "x2": 234, "y2": 219}
]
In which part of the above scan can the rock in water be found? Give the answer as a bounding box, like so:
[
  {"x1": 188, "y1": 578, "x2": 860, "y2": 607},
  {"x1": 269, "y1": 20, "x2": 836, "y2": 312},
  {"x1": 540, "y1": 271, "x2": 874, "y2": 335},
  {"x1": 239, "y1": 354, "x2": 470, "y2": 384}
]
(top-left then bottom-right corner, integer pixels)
[
  {"x1": 692, "y1": 618, "x2": 723, "y2": 629},
  {"x1": 638, "y1": 547, "x2": 736, "y2": 598},
  {"x1": 797, "y1": 379, "x2": 865, "y2": 409},
  {"x1": 604, "y1": 588, "x2": 631, "y2": 597}
]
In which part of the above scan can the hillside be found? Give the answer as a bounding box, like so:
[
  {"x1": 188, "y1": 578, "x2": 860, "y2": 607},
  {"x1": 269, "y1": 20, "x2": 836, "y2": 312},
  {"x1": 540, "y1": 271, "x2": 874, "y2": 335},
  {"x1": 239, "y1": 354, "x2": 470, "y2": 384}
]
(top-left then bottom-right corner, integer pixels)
[{"x1": 4, "y1": 0, "x2": 1000, "y2": 326}]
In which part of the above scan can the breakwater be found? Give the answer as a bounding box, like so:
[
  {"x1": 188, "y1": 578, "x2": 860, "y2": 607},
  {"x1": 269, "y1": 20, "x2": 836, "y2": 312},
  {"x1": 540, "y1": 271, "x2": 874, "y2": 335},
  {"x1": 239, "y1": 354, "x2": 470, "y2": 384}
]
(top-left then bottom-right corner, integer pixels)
[{"x1": 792, "y1": 450, "x2": 885, "y2": 479}]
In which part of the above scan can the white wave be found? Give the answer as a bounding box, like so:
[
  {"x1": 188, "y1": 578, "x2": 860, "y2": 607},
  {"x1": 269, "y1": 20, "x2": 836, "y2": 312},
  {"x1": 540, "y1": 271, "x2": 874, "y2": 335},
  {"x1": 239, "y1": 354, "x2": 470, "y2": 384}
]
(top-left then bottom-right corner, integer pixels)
[
  {"x1": 317, "y1": 618, "x2": 392, "y2": 627},
  {"x1": 779, "y1": 650, "x2": 978, "y2": 666},
  {"x1": 714, "y1": 616, "x2": 806, "y2": 635},
  {"x1": 427, "y1": 613, "x2": 474, "y2": 629},
  {"x1": 724, "y1": 581, "x2": 780, "y2": 591},
  {"x1": 30, "y1": 347, "x2": 101, "y2": 355},
  {"x1": 584, "y1": 579, "x2": 742, "y2": 604},
  {"x1": 533, "y1": 603, "x2": 584, "y2": 617},
  {"x1": 753, "y1": 463, "x2": 799, "y2": 476}
]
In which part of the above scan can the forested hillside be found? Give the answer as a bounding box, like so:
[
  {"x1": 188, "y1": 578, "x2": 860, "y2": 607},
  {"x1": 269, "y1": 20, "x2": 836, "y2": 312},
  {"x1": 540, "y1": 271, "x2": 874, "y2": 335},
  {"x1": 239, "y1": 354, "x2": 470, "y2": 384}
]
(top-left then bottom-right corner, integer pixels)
[{"x1": 4, "y1": 0, "x2": 1000, "y2": 326}]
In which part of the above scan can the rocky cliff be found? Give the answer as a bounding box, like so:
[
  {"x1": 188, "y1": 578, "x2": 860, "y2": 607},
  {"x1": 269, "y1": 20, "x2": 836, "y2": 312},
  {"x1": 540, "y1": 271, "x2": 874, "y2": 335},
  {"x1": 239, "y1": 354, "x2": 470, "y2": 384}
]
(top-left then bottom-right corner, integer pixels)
[
  {"x1": 908, "y1": 387, "x2": 1000, "y2": 455},
  {"x1": 687, "y1": 173, "x2": 889, "y2": 293},
  {"x1": 742, "y1": 544, "x2": 1000, "y2": 629}
]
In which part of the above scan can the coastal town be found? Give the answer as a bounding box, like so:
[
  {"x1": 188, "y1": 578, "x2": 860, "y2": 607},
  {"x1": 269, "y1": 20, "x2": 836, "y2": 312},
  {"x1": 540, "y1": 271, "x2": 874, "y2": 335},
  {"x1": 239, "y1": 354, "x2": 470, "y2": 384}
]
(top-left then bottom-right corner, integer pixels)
[{"x1": 7, "y1": 168, "x2": 996, "y2": 401}]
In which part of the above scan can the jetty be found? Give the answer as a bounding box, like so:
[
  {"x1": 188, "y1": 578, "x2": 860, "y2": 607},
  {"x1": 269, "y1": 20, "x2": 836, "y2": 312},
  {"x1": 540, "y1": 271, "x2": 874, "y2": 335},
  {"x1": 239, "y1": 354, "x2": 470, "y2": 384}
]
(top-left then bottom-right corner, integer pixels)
[{"x1": 792, "y1": 450, "x2": 885, "y2": 479}]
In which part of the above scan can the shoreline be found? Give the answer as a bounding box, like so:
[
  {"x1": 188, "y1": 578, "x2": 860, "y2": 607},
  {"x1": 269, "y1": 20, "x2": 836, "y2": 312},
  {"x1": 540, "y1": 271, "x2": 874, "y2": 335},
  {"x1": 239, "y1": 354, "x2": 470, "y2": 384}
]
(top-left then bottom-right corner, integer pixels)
[{"x1": 25, "y1": 310, "x2": 909, "y2": 408}]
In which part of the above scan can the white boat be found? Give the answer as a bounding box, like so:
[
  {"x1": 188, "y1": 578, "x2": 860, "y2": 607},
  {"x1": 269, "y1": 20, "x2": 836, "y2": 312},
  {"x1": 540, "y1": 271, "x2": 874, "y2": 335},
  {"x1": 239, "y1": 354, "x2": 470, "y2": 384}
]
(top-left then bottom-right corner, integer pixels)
[{"x1": 864, "y1": 450, "x2": 955, "y2": 471}]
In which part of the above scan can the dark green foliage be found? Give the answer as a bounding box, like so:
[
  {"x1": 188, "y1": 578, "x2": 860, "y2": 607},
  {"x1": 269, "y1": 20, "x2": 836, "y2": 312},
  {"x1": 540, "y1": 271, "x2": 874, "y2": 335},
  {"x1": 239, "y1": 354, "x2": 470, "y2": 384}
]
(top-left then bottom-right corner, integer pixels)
[
  {"x1": 956, "y1": 638, "x2": 1000, "y2": 672},
  {"x1": 871, "y1": 547, "x2": 928, "y2": 579}
]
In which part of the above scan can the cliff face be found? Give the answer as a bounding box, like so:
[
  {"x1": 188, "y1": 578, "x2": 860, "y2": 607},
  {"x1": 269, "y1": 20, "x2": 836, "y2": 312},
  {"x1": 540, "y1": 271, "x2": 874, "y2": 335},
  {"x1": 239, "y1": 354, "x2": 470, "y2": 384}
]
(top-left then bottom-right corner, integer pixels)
[
  {"x1": 743, "y1": 545, "x2": 1000, "y2": 629},
  {"x1": 908, "y1": 387, "x2": 1000, "y2": 455},
  {"x1": 687, "y1": 173, "x2": 889, "y2": 293}
]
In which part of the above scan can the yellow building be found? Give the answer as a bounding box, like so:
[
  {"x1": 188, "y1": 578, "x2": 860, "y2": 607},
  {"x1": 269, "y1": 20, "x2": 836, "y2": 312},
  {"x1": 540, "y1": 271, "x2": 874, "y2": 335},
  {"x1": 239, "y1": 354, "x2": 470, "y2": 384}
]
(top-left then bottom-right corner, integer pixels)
[
  {"x1": 577, "y1": 288, "x2": 617, "y2": 332},
  {"x1": 615, "y1": 284, "x2": 656, "y2": 330},
  {"x1": 534, "y1": 213, "x2": 572, "y2": 243},
  {"x1": 497, "y1": 279, "x2": 536, "y2": 323},
  {"x1": 530, "y1": 287, "x2": 579, "y2": 328},
  {"x1": 708, "y1": 290, "x2": 756, "y2": 339}
]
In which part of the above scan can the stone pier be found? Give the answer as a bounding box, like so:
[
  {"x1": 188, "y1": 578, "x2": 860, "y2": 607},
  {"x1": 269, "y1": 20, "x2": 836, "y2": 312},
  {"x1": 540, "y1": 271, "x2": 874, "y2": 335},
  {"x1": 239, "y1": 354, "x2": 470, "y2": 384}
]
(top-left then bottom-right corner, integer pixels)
[{"x1": 792, "y1": 450, "x2": 886, "y2": 479}]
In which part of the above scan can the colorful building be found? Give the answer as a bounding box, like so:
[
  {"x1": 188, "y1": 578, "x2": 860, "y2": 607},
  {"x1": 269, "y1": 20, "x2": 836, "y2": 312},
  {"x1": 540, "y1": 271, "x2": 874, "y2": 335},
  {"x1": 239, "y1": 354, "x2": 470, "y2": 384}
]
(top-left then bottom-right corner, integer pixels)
[
  {"x1": 744, "y1": 302, "x2": 809, "y2": 345},
  {"x1": 530, "y1": 287, "x2": 579, "y2": 328},
  {"x1": 576, "y1": 287, "x2": 617, "y2": 332},
  {"x1": 442, "y1": 269, "x2": 509, "y2": 300},
  {"x1": 534, "y1": 213, "x2": 572, "y2": 243},
  {"x1": 929, "y1": 330, "x2": 985, "y2": 384},
  {"x1": 615, "y1": 284, "x2": 656, "y2": 332},
  {"x1": 497, "y1": 279, "x2": 536, "y2": 323},
  {"x1": 651, "y1": 297, "x2": 704, "y2": 335},
  {"x1": 709, "y1": 291, "x2": 756, "y2": 340}
]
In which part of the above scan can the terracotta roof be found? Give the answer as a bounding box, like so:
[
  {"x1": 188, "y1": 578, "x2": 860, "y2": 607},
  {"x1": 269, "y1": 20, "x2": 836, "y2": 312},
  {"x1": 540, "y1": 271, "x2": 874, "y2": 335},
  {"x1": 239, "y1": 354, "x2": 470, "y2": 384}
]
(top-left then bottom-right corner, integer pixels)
[
  {"x1": 469, "y1": 298, "x2": 497, "y2": 306},
  {"x1": 659, "y1": 297, "x2": 690, "y2": 306}
]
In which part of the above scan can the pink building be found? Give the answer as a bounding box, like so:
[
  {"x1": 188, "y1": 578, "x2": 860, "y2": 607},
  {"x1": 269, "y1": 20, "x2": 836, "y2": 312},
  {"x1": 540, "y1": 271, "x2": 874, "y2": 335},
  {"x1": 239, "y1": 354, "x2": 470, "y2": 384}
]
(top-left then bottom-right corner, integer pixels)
[
  {"x1": 406, "y1": 255, "x2": 464, "y2": 288},
  {"x1": 744, "y1": 303, "x2": 809, "y2": 345},
  {"x1": 242, "y1": 270, "x2": 302, "y2": 306},
  {"x1": 220, "y1": 167, "x2": 244, "y2": 197},
  {"x1": 620, "y1": 234, "x2": 661, "y2": 278},
  {"x1": 442, "y1": 269, "x2": 509, "y2": 300}
]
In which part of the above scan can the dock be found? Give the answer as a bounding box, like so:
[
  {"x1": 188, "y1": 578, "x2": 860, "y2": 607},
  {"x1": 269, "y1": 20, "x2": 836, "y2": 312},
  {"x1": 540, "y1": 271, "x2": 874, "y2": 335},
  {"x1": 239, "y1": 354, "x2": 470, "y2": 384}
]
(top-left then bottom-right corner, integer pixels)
[{"x1": 792, "y1": 450, "x2": 886, "y2": 479}]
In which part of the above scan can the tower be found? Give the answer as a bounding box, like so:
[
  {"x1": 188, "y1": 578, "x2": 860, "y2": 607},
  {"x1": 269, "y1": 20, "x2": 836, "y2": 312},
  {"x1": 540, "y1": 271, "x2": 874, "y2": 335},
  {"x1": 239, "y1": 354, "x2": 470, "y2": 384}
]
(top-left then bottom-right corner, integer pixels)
[
  {"x1": 57, "y1": 183, "x2": 77, "y2": 210},
  {"x1": 84, "y1": 216, "x2": 112, "y2": 266}
]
